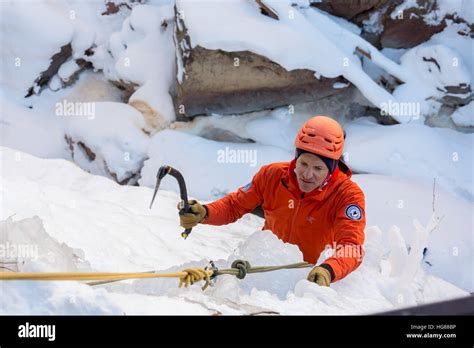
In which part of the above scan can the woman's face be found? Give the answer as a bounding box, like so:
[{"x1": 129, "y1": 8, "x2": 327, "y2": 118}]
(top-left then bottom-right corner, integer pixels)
[{"x1": 294, "y1": 153, "x2": 329, "y2": 193}]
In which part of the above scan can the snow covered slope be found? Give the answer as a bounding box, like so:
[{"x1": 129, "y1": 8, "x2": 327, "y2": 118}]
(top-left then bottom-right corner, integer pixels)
[
  {"x1": 0, "y1": 147, "x2": 469, "y2": 315},
  {"x1": 345, "y1": 117, "x2": 474, "y2": 201}
]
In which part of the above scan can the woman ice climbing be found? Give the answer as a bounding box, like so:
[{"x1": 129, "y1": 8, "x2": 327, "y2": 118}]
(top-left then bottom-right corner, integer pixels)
[{"x1": 177, "y1": 116, "x2": 366, "y2": 287}]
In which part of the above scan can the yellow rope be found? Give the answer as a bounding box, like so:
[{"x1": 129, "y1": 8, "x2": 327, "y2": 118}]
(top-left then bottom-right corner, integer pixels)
[{"x1": 0, "y1": 268, "x2": 214, "y2": 289}]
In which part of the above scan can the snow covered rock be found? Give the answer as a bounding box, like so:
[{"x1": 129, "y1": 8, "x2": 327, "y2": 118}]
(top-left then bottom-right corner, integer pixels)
[
  {"x1": 64, "y1": 102, "x2": 150, "y2": 185},
  {"x1": 0, "y1": 1, "x2": 98, "y2": 101},
  {"x1": 101, "y1": 0, "x2": 137, "y2": 16},
  {"x1": 89, "y1": 3, "x2": 177, "y2": 130},
  {"x1": 381, "y1": 0, "x2": 473, "y2": 49},
  {"x1": 451, "y1": 101, "x2": 474, "y2": 127},
  {"x1": 393, "y1": 44, "x2": 471, "y2": 116},
  {"x1": 381, "y1": 0, "x2": 447, "y2": 49},
  {"x1": 128, "y1": 79, "x2": 176, "y2": 132},
  {"x1": 174, "y1": 1, "x2": 348, "y2": 118},
  {"x1": 173, "y1": 0, "x2": 473, "y2": 122},
  {"x1": 0, "y1": 74, "x2": 151, "y2": 185}
]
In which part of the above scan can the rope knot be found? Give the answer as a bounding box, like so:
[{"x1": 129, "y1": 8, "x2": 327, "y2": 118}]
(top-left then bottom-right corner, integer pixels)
[{"x1": 231, "y1": 259, "x2": 251, "y2": 279}]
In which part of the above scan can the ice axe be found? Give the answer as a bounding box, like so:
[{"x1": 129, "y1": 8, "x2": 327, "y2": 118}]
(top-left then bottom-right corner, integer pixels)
[{"x1": 149, "y1": 165, "x2": 193, "y2": 239}]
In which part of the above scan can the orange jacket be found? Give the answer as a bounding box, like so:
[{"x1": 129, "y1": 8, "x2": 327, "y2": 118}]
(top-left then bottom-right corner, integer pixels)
[{"x1": 202, "y1": 159, "x2": 366, "y2": 282}]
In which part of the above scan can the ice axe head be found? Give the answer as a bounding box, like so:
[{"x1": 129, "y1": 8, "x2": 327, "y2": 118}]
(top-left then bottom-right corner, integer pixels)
[
  {"x1": 149, "y1": 165, "x2": 192, "y2": 239},
  {"x1": 149, "y1": 166, "x2": 170, "y2": 209}
]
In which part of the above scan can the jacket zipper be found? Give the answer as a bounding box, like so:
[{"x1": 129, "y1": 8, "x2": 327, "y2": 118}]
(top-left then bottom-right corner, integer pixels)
[{"x1": 288, "y1": 192, "x2": 304, "y2": 242}]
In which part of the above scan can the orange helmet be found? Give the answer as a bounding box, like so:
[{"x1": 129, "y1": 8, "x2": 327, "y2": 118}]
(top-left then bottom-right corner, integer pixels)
[{"x1": 294, "y1": 116, "x2": 344, "y2": 160}]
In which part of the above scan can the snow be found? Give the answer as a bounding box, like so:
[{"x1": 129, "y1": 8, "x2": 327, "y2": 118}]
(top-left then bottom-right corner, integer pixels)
[
  {"x1": 344, "y1": 117, "x2": 473, "y2": 201},
  {"x1": 0, "y1": 1, "x2": 73, "y2": 101},
  {"x1": 129, "y1": 79, "x2": 176, "y2": 129},
  {"x1": 390, "y1": 0, "x2": 473, "y2": 25},
  {"x1": 394, "y1": 44, "x2": 470, "y2": 116},
  {"x1": 313, "y1": 6, "x2": 362, "y2": 36},
  {"x1": 64, "y1": 101, "x2": 150, "y2": 183},
  {"x1": 244, "y1": 110, "x2": 296, "y2": 150},
  {"x1": 91, "y1": 3, "x2": 177, "y2": 126},
  {"x1": 0, "y1": 147, "x2": 470, "y2": 314},
  {"x1": 0, "y1": 92, "x2": 69, "y2": 160},
  {"x1": 425, "y1": 0, "x2": 474, "y2": 25},
  {"x1": 169, "y1": 109, "x2": 473, "y2": 204},
  {"x1": 423, "y1": 20, "x2": 474, "y2": 84},
  {"x1": 354, "y1": 174, "x2": 473, "y2": 291},
  {"x1": 176, "y1": 107, "x2": 304, "y2": 152},
  {"x1": 56, "y1": 70, "x2": 125, "y2": 104},
  {"x1": 451, "y1": 102, "x2": 474, "y2": 127},
  {"x1": 361, "y1": 48, "x2": 407, "y2": 84},
  {"x1": 362, "y1": 9, "x2": 383, "y2": 35},
  {"x1": 108, "y1": 5, "x2": 175, "y2": 85},
  {"x1": 57, "y1": 59, "x2": 81, "y2": 81}
]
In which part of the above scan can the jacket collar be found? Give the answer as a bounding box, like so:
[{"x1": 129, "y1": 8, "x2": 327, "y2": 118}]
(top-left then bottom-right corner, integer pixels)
[{"x1": 282, "y1": 159, "x2": 352, "y2": 200}]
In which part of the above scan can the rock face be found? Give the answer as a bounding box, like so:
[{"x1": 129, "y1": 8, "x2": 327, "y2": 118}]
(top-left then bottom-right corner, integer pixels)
[
  {"x1": 311, "y1": 0, "x2": 389, "y2": 48},
  {"x1": 311, "y1": 0, "x2": 388, "y2": 22},
  {"x1": 314, "y1": 0, "x2": 473, "y2": 50},
  {"x1": 380, "y1": 0, "x2": 447, "y2": 49},
  {"x1": 380, "y1": 0, "x2": 474, "y2": 49},
  {"x1": 25, "y1": 44, "x2": 72, "y2": 97},
  {"x1": 174, "y1": 10, "x2": 349, "y2": 119},
  {"x1": 25, "y1": 44, "x2": 92, "y2": 98},
  {"x1": 441, "y1": 84, "x2": 472, "y2": 108},
  {"x1": 174, "y1": 47, "x2": 349, "y2": 119}
]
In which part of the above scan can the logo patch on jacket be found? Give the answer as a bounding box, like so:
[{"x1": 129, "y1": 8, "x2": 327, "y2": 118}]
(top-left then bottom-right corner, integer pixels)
[
  {"x1": 242, "y1": 182, "x2": 251, "y2": 192},
  {"x1": 345, "y1": 204, "x2": 362, "y2": 220}
]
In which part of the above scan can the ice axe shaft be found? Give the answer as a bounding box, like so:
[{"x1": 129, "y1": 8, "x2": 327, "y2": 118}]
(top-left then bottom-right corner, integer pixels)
[{"x1": 149, "y1": 165, "x2": 192, "y2": 239}]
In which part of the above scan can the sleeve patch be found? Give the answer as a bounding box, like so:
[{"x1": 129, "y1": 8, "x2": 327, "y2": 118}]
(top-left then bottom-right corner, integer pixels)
[
  {"x1": 241, "y1": 182, "x2": 252, "y2": 192},
  {"x1": 345, "y1": 204, "x2": 362, "y2": 221}
]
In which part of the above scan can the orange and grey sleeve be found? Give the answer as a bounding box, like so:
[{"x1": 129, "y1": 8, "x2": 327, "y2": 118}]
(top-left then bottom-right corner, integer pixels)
[
  {"x1": 201, "y1": 166, "x2": 267, "y2": 226},
  {"x1": 322, "y1": 188, "x2": 366, "y2": 282}
]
